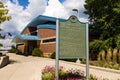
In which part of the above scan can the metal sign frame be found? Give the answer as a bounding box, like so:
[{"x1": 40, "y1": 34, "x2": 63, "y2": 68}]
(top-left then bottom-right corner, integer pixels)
[{"x1": 56, "y1": 16, "x2": 89, "y2": 80}]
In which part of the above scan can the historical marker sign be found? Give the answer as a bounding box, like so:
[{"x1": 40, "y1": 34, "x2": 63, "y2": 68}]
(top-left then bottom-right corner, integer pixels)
[{"x1": 59, "y1": 15, "x2": 86, "y2": 59}]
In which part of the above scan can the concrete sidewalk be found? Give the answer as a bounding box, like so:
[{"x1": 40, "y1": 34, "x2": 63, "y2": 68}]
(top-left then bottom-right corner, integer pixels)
[{"x1": 0, "y1": 53, "x2": 120, "y2": 80}]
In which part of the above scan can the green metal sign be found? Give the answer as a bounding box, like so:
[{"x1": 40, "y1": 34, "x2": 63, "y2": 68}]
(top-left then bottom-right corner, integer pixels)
[{"x1": 59, "y1": 15, "x2": 86, "y2": 59}]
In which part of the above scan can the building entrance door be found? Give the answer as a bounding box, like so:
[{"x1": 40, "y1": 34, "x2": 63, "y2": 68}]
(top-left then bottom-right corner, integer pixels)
[{"x1": 28, "y1": 40, "x2": 37, "y2": 55}]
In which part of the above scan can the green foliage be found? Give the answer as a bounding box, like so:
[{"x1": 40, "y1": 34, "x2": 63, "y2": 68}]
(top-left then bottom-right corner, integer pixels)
[
  {"x1": 32, "y1": 48, "x2": 43, "y2": 57},
  {"x1": 84, "y1": 0, "x2": 120, "y2": 39},
  {"x1": 42, "y1": 66, "x2": 66, "y2": 80},
  {"x1": 89, "y1": 74, "x2": 97, "y2": 80},
  {"x1": 113, "y1": 63, "x2": 119, "y2": 70},
  {"x1": 84, "y1": 0, "x2": 120, "y2": 58},
  {"x1": 0, "y1": 2, "x2": 11, "y2": 24},
  {"x1": 116, "y1": 34, "x2": 120, "y2": 49},
  {"x1": 0, "y1": 43, "x2": 3, "y2": 47},
  {"x1": 81, "y1": 58, "x2": 86, "y2": 64},
  {"x1": 8, "y1": 46, "x2": 18, "y2": 53},
  {"x1": 89, "y1": 40, "x2": 103, "y2": 53},
  {"x1": 42, "y1": 66, "x2": 85, "y2": 80},
  {"x1": 89, "y1": 60, "x2": 120, "y2": 70},
  {"x1": 0, "y1": 35, "x2": 5, "y2": 39},
  {"x1": 50, "y1": 52, "x2": 55, "y2": 59},
  {"x1": 89, "y1": 74, "x2": 115, "y2": 80}
]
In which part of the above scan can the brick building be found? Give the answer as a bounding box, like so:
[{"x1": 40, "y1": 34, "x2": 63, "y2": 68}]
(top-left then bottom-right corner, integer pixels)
[{"x1": 13, "y1": 15, "x2": 65, "y2": 57}]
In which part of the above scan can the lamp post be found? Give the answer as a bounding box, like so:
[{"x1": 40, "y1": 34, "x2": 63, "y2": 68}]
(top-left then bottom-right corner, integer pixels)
[{"x1": 72, "y1": 9, "x2": 79, "y2": 18}]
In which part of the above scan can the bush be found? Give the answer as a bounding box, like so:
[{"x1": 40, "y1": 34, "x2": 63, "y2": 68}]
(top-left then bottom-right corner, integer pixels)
[
  {"x1": 8, "y1": 46, "x2": 18, "y2": 53},
  {"x1": 42, "y1": 66, "x2": 85, "y2": 80},
  {"x1": 50, "y1": 52, "x2": 55, "y2": 59},
  {"x1": 32, "y1": 48, "x2": 43, "y2": 57},
  {"x1": 66, "y1": 68, "x2": 85, "y2": 79},
  {"x1": 113, "y1": 63, "x2": 119, "y2": 70},
  {"x1": 0, "y1": 43, "x2": 3, "y2": 47},
  {"x1": 42, "y1": 66, "x2": 66, "y2": 80},
  {"x1": 89, "y1": 74, "x2": 97, "y2": 80}
]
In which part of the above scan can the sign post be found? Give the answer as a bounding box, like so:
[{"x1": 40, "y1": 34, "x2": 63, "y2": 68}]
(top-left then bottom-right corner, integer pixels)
[
  {"x1": 56, "y1": 18, "x2": 59, "y2": 80},
  {"x1": 56, "y1": 15, "x2": 89, "y2": 80},
  {"x1": 86, "y1": 22, "x2": 89, "y2": 80}
]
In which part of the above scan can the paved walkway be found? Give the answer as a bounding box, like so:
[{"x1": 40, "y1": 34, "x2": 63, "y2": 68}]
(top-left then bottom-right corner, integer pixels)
[{"x1": 0, "y1": 53, "x2": 120, "y2": 80}]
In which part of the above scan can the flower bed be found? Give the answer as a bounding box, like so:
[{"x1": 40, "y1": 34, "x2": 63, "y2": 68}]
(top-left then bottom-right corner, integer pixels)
[
  {"x1": 41, "y1": 65, "x2": 85, "y2": 80},
  {"x1": 41, "y1": 65, "x2": 117, "y2": 80}
]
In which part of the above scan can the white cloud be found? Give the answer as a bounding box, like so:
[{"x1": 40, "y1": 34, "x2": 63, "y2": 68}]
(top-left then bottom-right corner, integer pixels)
[
  {"x1": 1, "y1": 0, "x2": 88, "y2": 33},
  {"x1": 62, "y1": 0, "x2": 88, "y2": 22},
  {"x1": 44, "y1": 0, "x2": 88, "y2": 22},
  {"x1": 0, "y1": 0, "x2": 8, "y2": 3},
  {"x1": 1, "y1": 0, "x2": 46, "y2": 32},
  {"x1": 25, "y1": 0, "x2": 46, "y2": 18},
  {"x1": 43, "y1": 0, "x2": 69, "y2": 18}
]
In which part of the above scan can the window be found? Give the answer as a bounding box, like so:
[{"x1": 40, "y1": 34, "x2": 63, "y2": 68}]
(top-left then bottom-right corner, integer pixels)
[
  {"x1": 17, "y1": 43, "x2": 24, "y2": 46},
  {"x1": 42, "y1": 38, "x2": 56, "y2": 43}
]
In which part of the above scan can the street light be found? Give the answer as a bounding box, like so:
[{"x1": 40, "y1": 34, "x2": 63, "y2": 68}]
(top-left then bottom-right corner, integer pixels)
[{"x1": 72, "y1": 9, "x2": 79, "y2": 18}]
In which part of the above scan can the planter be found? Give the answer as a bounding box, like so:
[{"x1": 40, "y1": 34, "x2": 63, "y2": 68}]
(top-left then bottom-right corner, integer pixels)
[{"x1": 0, "y1": 56, "x2": 9, "y2": 68}]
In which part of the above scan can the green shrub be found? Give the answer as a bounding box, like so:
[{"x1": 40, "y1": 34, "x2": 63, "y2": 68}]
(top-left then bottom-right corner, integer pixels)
[
  {"x1": 16, "y1": 49, "x2": 22, "y2": 55},
  {"x1": 50, "y1": 52, "x2": 55, "y2": 59},
  {"x1": 42, "y1": 66, "x2": 66, "y2": 80},
  {"x1": 8, "y1": 46, "x2": 18, "y2": 53},
  {"x1": 0, "y1": 43, "x2": 3, "y2": 47},
  {"x1": 89, "y1": 74, "x2": 97, "y2": 80},
  {"x1": 81, "y1": 58, "x2": 86, "y2": 64},
  {"x1": 32, "y1": 48, "x2": 43, "y2": 57},
  {"x1": 113, "y1": 63, "x2": 119, "y2": 70}
]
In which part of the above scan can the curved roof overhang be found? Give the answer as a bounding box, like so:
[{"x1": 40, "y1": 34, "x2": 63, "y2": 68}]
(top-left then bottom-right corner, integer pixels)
[
  {"x1": 37, "y1": 24, "x2": 56, "y2": 30},
  {"x1": 21, "y1": 15, "x2": 65, "y2": 34}
]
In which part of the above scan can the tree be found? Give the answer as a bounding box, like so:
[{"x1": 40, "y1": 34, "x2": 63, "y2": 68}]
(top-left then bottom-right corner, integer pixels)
[
  {"x1": 0, "y1": 1, "x2": 11, "y2": 39},
  {"x1": 0, "y1": 1, "x2": 11, "y2": 25},
  {"x1": 84, "y1": 0, "x2": 120, "y2": 60},
  {"x1": 84, "y1": 0, "x2": 120, "y2": 40}
]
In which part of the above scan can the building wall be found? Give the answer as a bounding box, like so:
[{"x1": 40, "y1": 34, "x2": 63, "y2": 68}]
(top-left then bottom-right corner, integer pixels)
[
  {"x1": 40, "y1": 43, "x2": 56, "y2": 57},
  {"x1": 17, "y1": 28, "x2": 56, "y2": 57},
  {"x1": 17, "y1": 45, "x2": 25, "y2": 53},
  {"x1": 37, "y1": 28, "x2": 56, "y2": 38},
  {"x1": 22, "y1": 28, "x2": 30, "y2": 35},
  {"x1": 37, "y1": 28, "x2": 56, "y2": 57}
]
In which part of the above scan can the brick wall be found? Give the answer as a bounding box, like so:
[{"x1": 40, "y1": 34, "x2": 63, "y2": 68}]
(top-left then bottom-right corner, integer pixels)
[
  {"x1": 37, "y1": 28, "x2": 56, "y2": 38},
  {"x1": 22, "y1": 28, "x2": 30, "y2": 34},
  {"x1": 40, "y1": 43, "x2": 56, "y2": 56},
  {"x1": 17, "y1": 45, "x2": 25, "y2": 53},
  {"x1": 38, "y1": 28, "x2": 56, "y2": 57}
]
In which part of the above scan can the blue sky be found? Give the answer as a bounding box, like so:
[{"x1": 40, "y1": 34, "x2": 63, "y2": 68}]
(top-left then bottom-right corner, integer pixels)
[
  {"x1": 10, "y1": 0, "x2": 29, "y2": 9},
  {"x1": 10, "y1": 0, "x2": 65, "y2": 9}
]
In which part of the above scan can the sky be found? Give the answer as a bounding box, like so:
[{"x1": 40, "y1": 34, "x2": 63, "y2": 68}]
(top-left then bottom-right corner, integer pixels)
[{"x1": 0, "y1": 0, "x2": 88, "y2": 33}]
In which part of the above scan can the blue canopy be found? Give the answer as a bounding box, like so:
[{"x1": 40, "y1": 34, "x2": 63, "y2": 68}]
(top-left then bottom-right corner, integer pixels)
[
  {"x1": 16, "y1": 34, "x2": 41, "y2": 40},
  {"x1": 37, "y1": 24, "x2": 56, "y2": 29}
]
